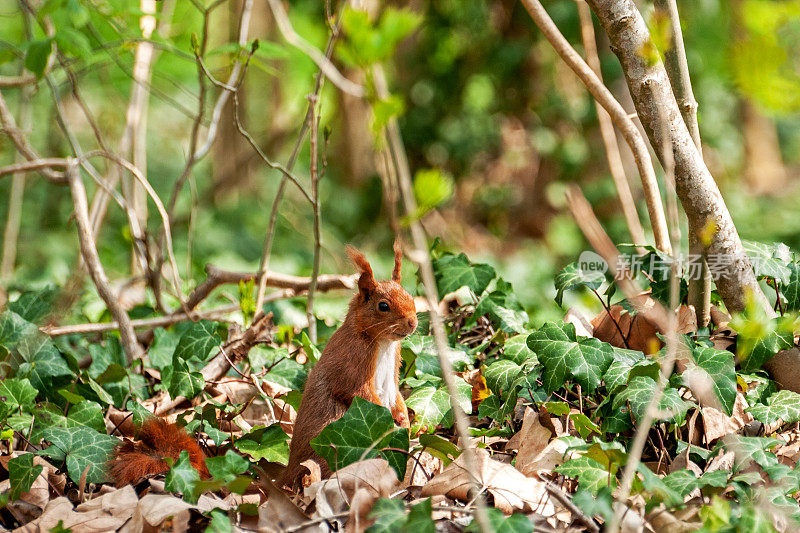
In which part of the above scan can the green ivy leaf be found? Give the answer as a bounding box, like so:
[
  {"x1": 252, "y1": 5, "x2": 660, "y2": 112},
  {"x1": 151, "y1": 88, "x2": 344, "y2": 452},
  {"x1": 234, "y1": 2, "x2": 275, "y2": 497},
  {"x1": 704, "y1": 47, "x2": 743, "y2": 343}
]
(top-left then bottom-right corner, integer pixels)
[
  {"x1": 174, "y1": 320, "x2": 225, "y2": 363},
  {"x1": 8, "y1": 453, "x2": 43, "y2": 500},
  {"x1": 17, "y1": 334, "x2": 72, "y2": 393},
  {"x1": 367, "y1": 498, "x2": 407, "y2": 533},
  {"x1": 502, "y1": 334, "x2": 537, "y2": 365},
  {"x1": 205, "y1": 449, "x2": 250, "y2": 482},
  {"x1": 474, "y1": 279, "x2": 529, "y2": 333},
  {"x1": 602, "y1": 348, "x2": 654, "y2": 392},
  {"x1": 236, "y1": 425, "x2": 290, "y2": 465},
  {"x1": 742, "y1": 240, "x2": 792, "y2": 283},
  {"x1": 67, "y1": 401, "x2": 106, "y2": 433},
  {"x1": 407, "y1": 385, "x2": 453, "y2": 431},
  {"x1": 636, "y1": 463, "x2": 683, "y2": 507},
  {"x1": 466, "y1": 508, "x2": 536, "y2": 532},
  {"x1": 784, "y1": 262, "x2": 800, "y2": 312},
  {"x1": 310, "y1": 397, "x2": 410, "y2": 479},
  {"x1": 165, "y1": 450, "x2": 200, "y2": 504},
  {"x1": 748, "y1": 390, "x2": 800, "y2": 425},
  {"x1": 405, "y1": 498, "x2": 435, "y2": 533},
  {"x1": 483, "y1": 359, "x2": 523, "y2": 396},
  {"x1": 612, "y1": 376, "x2": 690, "y2": 425},
  {"x1": 554, "y1": 262, "x2": 602, "y2": 306},
  {"x1": 0, "y1": 378, "x2": 38, "y2": 412},
  {"x1": 8, "y1": 287, "x2": 57, "y2": 324},
  {"x1": 432, "y1": 253, "x2": 496, "y2": 296},
  {"x1": 663, "y1": 469, "x2": 729, "y2": 497},
  {"x1": 0, "y1": 311, "x2": 36, "y2": 351},
  {"x1": 555, "y1": 456, "x2": 616, "y2": 495},
  {"x1": 527, "y1": 321, "x2": 614, "y2": 393},
  {"x1": 162, "y1": 358, "x2": 204, "y2": 399},
  {"x1": 685, "y1": 345, "x2": 736, "y2": 416},
  {"x1": 147, "y1": 328, "x2": 181, "y2": 370},
  {"x1": 721, "y1": 435, "x2": 780, "y2": 470},
  {"x1": 249, "y1": 347, "x2": 307, "y2": 390},
  {"x1": 38, "y1": 426, "x2": 118, "y2": 484}
]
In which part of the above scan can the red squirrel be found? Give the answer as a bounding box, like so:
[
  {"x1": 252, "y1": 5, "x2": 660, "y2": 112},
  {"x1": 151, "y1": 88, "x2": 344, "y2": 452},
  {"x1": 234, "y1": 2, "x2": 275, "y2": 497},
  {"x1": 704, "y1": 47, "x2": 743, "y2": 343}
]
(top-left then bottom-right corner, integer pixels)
[
  {"x1": 278, "y1": 243, "x2": 417, "y2": 488},
  {"x1": 107, "y1": 244, "x2": 416, "y2": 489},
  {"x1": 107, "y1": 417, "x2": 209, "y2": 486}
]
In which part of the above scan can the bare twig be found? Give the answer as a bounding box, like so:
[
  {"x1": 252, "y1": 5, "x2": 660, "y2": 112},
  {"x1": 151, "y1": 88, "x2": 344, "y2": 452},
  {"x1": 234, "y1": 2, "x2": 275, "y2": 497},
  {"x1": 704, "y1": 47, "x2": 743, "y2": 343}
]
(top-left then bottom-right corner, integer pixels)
[
  {"x1": 654, "y1": 0, "x2": 712, "y2": 327},
  {"x1": 40, "y1": 304, "x2": 241, "y2": 337},
  {"x1": 306, "y1": 93, "x2": 322, "y2": 343},
  {"x1": 253, "y1": 12, "x2": 343, "y2": 317},
  {"x1": 0, "y1": 90, "x2": 65, "y2": 183},
  {"x1": 1, "y1": 81, "x2": 34, "y2": 286},
  {"x1": 565, "y1": 186, "x2": 678, "y2": 533},
  {"x1": 265, "y1": 0, "x2": 364, "y2": 98},
  {"x1": 65, "y1": 161, "x2": 142, "y2": 362},
  {"x1": 0, "y1": 158, "x2": 70, "y2": 178},
  {"x1": 372, "y1": 64, "x2": 492, "y2": 533},
  {"x1": 82, "y1": 150, "x2": 186, "y2": 308},
  {"x1": 575, "y1": 1, "x2": 645, "y2": 249},
  {"x1": 521, "y1": 0, "x2": 671, "y2": 255},
  {"x1": 545, "y1": 482, "x2": 600, "y2": 533}
]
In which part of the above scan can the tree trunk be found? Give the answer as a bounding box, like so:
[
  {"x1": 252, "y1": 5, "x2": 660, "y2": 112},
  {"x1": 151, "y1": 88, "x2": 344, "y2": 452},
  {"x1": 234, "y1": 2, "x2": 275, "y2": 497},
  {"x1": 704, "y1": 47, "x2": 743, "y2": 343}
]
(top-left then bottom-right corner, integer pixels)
[{"x1": 586, "y1": 0, "x2": 770, "y2": 316}]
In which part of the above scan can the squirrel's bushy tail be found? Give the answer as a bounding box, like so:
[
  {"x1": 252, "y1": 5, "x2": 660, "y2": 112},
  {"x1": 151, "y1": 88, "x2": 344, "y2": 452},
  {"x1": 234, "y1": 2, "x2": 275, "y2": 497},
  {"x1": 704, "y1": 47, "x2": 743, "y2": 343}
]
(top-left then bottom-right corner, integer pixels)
[{"x1": 107, "y1": 418, "x2": 209, "y2": 486}]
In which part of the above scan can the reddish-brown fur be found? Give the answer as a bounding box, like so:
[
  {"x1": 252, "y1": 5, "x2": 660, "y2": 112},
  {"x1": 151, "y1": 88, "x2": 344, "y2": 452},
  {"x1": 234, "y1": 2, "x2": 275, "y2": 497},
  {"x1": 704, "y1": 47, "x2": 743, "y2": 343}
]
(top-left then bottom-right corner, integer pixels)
[
  {"x1": 107, "y1": 418, "x2": 210, "y2": 486},
  {"x1": 277, "y1": 243, "x2": 417, "y2": 489}
]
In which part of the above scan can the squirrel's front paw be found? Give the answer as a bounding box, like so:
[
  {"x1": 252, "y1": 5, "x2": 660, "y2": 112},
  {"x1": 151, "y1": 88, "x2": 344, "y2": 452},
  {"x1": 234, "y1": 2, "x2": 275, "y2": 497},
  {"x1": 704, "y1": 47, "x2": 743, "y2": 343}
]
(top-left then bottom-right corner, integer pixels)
[{"x1": 394, "y1": 411, "x2": 410, "y2": 429}]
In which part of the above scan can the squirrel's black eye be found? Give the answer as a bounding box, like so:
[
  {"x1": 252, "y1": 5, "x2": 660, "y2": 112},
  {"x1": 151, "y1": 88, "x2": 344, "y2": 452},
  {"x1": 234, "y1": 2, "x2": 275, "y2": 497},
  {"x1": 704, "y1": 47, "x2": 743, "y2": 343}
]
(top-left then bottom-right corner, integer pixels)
[{"x1": 378, "y1": 301, "x2": 390, "y2": 312}]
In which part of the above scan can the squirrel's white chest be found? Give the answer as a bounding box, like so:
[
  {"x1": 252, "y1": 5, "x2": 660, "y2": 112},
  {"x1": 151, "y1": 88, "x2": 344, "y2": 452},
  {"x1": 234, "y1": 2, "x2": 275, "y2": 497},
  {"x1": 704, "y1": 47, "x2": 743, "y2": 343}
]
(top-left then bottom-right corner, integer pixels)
[{"x1": 373, "y1": 340, "x2": 398, "y2": 409}]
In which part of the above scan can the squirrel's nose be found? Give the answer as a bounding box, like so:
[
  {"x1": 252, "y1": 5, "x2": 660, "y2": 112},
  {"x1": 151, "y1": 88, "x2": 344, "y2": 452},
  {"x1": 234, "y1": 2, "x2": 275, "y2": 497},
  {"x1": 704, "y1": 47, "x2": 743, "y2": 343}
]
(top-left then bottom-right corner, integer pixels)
[{"x1": 408, "y1": 317, "x2": 418, "y2": 331}]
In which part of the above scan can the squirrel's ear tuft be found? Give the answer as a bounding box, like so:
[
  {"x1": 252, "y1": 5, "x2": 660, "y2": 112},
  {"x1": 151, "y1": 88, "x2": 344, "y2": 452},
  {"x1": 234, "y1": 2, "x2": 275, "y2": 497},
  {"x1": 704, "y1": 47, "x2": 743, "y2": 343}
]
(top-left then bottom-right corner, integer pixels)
[
  {"x1": 392, "y1": 239, "x2": 402, "y2": 283},
  {"x1": 346, "y1": 245, "x2": 376, "y2": 299}
]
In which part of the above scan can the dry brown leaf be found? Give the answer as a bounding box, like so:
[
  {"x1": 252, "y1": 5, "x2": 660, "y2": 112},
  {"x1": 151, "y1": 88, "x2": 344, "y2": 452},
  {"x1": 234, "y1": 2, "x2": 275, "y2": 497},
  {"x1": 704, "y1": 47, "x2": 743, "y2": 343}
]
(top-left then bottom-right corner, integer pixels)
[
  {"x1": 305, "y1": 459, "x2": 398, "y2": 531},
  {"x1": 17, "y1": 486, "x2": 138, "y2": 533},
  {"x1": 455, "y1": 368, "x2": 490, "y2": 412},
  {"x1": 119, "y1": 493, "x2": 192, "y2": 533},
  {"x1": 403, "y1": 451, "x2": 443, "y2": 487},
  {"x1": 257, "y1": 479, "x2": 317, "y2": 533},
  {"x1": 346, "y1": 488, "x2": 378, "y2": 533},
  {"x1": 591, "y1": 301, "x2": 661, "y2": 354},
  {"x1": 701, "y1": 393, "x2": 752, "y2": 443},
  {"x1": 421, "y1": 448, "x2": 555, "y2": 515},
  {"x1": 509, "y1": 408, "x2": 552, "y2": 476},
  {"x1": 516, "y1": 437, "x2": 578, "y2": 478},
  {"x1": 676, "y1": 305, "x2": 698, "y2": 335}
]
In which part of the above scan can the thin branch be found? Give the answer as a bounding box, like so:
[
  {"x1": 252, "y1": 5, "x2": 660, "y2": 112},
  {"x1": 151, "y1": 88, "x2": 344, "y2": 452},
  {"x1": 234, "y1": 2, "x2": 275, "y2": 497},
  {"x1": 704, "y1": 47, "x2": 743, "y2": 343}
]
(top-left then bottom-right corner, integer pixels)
[
  {"x1": 0, "y1": 158, "x2": 70, "y2": 178},
  {"x1": 82, "y1": 150, "x2": 186, "y2": 308},
  {"x1": 40, "y1": 304, "x2": 240, "y2": 337},
  {"x1": 186, "y1": 264, "x2": 357, "y2": 311},
  {"x1": 1, "y1": 75, "x2": 34, "y2": 290},
  {"x1": 575, "y1": 1, "x2": 645, "y2": 249},
  {"x1": 306, "y1": 93, "x2": 322, "y2": 343},
  {"x1": 372, "y1": 64, "x2": 493, "y2": 533},
  {"x1": 654, "y1": 0, "x2": 712, "y2": 327},
  {"x1": 521, "y1": 0, "x2": 671, "y2": 255},
  {"x1": 193, "y1": 0, "x2": 254, "y2": 161},
  {"x1": 0, "y1": 90, "x2": 65, "y2": 183},
  {"x1": 253, "y1": 11, "x2": 343, "y2": 317},
  {"x1": 265, "y1": 0, "x2": 364, "y2": 98},
  {"x1": 545, "y1": 482, "x2": 600, "y2": 533},
  {"x1": 65, "y1": 161, "x2": 142, "y2": 362}
]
